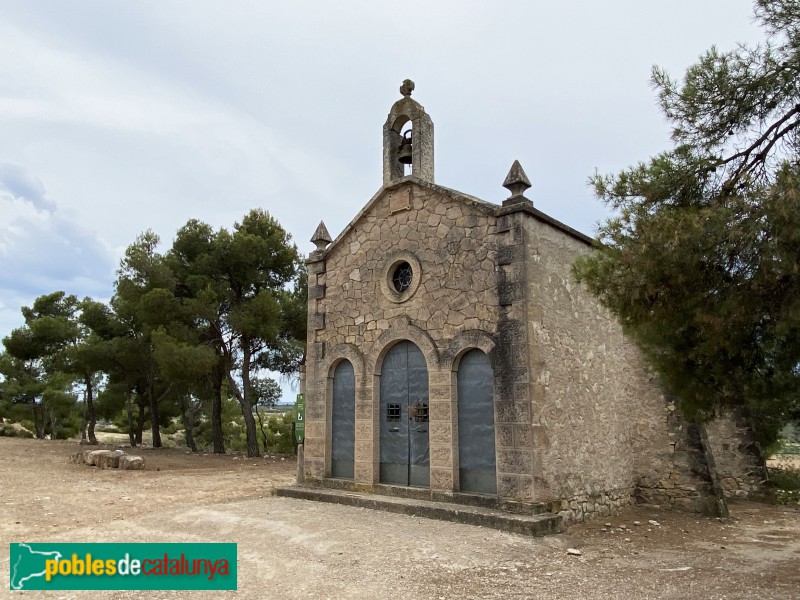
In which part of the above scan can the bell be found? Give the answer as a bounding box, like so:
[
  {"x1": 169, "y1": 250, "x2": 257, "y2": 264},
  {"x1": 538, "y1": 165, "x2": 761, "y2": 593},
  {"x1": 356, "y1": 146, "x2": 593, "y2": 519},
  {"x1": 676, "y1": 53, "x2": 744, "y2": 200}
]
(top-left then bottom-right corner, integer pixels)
[{"x1": 398, "y1": 131, "x2": 413, "y2": 165}]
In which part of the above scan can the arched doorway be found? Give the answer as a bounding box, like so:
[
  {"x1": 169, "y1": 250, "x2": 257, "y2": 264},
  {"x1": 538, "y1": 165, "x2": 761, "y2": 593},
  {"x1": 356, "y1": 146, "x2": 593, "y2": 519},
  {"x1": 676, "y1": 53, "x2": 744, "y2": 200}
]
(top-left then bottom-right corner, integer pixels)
[
  {"x1": 380, "y1": 341, "x2": 429, "y2": 487},
  {"x1": 457, "y1": 349, "x2": 496, "y2": 494},
  {"x1": 331, "y1": 360, "x2": 355, "y2": 479}
]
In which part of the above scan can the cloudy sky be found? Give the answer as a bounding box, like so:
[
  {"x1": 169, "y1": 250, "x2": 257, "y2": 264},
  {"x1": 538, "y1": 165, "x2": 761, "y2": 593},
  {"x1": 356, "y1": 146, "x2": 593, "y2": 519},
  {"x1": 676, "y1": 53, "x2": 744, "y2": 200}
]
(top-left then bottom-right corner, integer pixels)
[{"x1": 0, "y1": 1, "x2": 764, "y2": 354}]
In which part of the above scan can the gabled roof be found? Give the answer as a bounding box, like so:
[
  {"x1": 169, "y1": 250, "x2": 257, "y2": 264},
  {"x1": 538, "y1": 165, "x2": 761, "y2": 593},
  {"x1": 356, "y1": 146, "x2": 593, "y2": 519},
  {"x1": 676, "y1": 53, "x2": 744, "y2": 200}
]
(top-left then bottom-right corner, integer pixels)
[{"x1": 323, "y1": 175, "x2": 594, "y2": 256}]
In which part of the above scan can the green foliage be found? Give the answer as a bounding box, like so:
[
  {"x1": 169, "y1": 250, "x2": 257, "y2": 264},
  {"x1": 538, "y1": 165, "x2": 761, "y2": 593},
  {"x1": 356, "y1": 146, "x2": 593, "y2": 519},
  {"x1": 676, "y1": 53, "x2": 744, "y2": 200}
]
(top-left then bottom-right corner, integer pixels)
[
  {"x1": 265, "y1": 412, "x2": 294, "y2": 454},
  {"x1": 260, "y1": 263, "x2": 308, "y2": 380},
  {"x1": 574, "y1": 1, "x2": 800, "y2": 444},
  {"x1": 195, "y1": 397, "x2": 246, "y2": 451},
  {"x1": 767, "y1": 466, "x2": 800, "y2": 505},
  {"x1": 167, "y1": 209, "x2": 300, "y2": 457},
  {"x1": 0, "y1": 423, "x2": 34, "y2": 438},
  {"x1": 0, "y1": 291, "x2": 113, "y2": 442},
  {"x1": 251, "y1": 377, "x2": 282, "y2": 408},
  {"x1": 41, "y1": 386, "x2": 79, "y2": 439},
  {"x1": 190, "y1": 398, "x2": 293, "y2": 454},
  {"x1": 162, "y1": 418, "x2": 181, "y2": 435},
  {"x1": 0, "y1": 210, "x2": 303, "y2": 452}
]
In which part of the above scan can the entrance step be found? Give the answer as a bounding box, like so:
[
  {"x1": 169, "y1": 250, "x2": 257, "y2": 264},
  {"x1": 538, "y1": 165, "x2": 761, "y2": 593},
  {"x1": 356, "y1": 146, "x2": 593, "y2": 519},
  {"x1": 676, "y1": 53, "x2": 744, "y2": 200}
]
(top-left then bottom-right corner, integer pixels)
[{"x1": 275, "y1": 485, "x2": 563, "y2": 537}]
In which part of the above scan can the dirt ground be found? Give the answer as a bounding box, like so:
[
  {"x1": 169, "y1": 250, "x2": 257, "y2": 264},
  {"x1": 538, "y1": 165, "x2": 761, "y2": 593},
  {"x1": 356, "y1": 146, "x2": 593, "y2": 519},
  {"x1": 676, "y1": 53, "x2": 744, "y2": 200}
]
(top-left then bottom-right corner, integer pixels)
[{"x1": 1, "y1": 437, "x2": 798, "y2": 599}]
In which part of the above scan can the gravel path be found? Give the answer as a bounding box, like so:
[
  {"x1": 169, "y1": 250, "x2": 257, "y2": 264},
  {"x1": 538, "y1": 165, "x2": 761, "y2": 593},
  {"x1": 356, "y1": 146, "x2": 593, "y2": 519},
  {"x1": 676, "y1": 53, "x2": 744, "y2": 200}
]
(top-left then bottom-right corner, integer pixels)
[{"x1": 1, "y1": 437, "x2": 798, "y2": 599}]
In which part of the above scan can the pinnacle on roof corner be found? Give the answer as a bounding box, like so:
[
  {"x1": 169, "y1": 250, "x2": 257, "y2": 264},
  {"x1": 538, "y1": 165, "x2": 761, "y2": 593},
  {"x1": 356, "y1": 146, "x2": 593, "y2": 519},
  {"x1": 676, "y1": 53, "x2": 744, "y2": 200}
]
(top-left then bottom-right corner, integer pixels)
[
  {"x1": 503, "y1": 160, "x2": 532, "y2": 199},
  {"x1": 311, "y1": 220, "x2": 332, "y2": 251}
]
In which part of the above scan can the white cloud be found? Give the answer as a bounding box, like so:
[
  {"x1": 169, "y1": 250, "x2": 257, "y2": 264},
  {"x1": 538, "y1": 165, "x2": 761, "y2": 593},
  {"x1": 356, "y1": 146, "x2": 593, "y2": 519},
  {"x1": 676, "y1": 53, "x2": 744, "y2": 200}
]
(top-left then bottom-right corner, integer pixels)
[
  {"x1": 0, "y1": 0, "x2": 767, "y2": 343},
  {"x1": 0, "y1": 163, "x2": 55, "y2": 213},
  {"x1": 0, "y1": 165, "x2": 115, "y2": 335}
]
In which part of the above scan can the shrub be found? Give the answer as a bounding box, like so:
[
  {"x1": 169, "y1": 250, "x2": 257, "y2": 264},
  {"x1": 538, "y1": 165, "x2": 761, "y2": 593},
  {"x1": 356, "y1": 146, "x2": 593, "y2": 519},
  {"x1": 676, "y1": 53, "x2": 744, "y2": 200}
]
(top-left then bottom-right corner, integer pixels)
[
  {"x1": 265, "y1": 413, "x2": 294, "y2": 454},
  {"x1": 0, "y1": 423, "x2": 34, "y2": 438},
  {"x1": 767, "y1": 466, "x2": 800, "y2": 505}
]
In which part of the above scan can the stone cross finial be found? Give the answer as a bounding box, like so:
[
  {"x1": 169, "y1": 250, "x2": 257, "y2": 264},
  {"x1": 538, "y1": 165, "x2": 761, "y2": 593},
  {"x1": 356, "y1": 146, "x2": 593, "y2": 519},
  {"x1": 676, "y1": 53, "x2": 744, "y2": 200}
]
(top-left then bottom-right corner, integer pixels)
[
  {"x1": 503, "y1": 160, "x2": 532, "y2": 199},
  {"x1": 400, "y1": 79, "x2": 415, "y2": 97},
  {"x1": 311, "y1": 220, "x2": 332, "y2": 251}
]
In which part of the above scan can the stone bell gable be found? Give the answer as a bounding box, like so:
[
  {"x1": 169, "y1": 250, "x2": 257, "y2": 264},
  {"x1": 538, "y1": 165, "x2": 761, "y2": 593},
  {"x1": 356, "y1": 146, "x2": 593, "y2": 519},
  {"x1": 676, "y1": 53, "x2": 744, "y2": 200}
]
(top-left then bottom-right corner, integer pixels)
[{"x1": 300, "y1": 80, "x2": 764, "y2": 524}]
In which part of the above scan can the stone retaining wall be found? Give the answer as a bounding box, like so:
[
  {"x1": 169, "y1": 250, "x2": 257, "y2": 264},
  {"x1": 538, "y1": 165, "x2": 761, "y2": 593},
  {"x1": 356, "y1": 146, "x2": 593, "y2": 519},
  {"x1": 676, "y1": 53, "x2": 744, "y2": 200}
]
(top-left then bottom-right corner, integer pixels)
[
  {"x1": 704, "y1": 412, "x2": 768, "y2": 499},
  {"x1": 555, "y1": 487, "x2": 634, "y2": 524}
]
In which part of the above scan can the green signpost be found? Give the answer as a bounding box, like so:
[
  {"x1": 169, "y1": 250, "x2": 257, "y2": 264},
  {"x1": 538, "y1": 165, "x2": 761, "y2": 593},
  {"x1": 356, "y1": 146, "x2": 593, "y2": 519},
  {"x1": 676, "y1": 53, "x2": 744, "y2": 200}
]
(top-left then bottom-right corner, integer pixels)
[{"x1": 294, "y1": 393, "x2": 305, "y2": 444}]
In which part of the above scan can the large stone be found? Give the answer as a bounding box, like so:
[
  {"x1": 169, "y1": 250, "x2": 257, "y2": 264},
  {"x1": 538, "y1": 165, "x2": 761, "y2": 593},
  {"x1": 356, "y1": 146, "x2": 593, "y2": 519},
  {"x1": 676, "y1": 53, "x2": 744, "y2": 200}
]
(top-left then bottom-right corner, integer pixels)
[
  {"x1": 70, "y1": 450, "x2": 90, "y2": 464},
  {"x1": 86, "y1": 450, "x2": 113, "y2": 466},
  {"x1": 118, "y1": 455, "x2": 145, "y2": 470},
  {"x1": 97, "y1": 450, "x2": 126, "y2": 469}
]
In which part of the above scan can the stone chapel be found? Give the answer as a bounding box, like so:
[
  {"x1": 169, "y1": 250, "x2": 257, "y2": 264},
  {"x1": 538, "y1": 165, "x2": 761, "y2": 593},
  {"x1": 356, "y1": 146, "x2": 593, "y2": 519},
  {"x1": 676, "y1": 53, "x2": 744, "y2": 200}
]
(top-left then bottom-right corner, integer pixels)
[{"x1": 299, "y1": 80, "x2": 764, "y2": 523}]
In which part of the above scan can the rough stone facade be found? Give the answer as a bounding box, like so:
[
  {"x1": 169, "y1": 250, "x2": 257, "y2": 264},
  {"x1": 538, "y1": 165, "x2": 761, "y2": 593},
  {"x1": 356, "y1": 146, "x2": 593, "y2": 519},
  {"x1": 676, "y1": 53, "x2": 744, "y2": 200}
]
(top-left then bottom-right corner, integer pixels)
[
  {"x1": 304, "y1": 180, "x2": 500, "y2": 492},
  {"x1": 301, "y1": 83, "x2": 764, "y2": 524},
  {"x1": 705, "y1": 411, "x2": 769, "y2": 499}
]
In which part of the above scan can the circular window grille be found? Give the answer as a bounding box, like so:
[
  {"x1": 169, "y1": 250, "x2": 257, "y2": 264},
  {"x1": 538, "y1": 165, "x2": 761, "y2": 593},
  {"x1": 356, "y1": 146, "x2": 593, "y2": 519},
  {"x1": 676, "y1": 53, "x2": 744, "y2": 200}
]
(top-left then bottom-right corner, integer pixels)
[
  {"x1": 392, "y1": 261, "x2": 413, "y2": 293},
  {"x1": 381, "y1": 253, "x2": 421, "y2": 303}
]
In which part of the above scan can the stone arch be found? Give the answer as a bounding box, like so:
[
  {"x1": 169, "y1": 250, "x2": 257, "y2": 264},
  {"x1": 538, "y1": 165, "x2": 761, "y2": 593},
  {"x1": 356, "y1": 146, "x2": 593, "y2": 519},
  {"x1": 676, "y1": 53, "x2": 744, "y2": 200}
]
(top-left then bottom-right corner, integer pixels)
[
  {"x1": 322, "y1": 343, "x2": 366, "y2": 384},
  {"x1": 374, "y1": 319, "x2": 440, "y2": 374},
  {"x1": 320, "y1": 344, "x2": 365, "y2": 478},
  {"x1": 443, "y1": 329, "x2": 497, "y2": 372},
  {"x1": 376, "y1": 339, "x2": 431, "y2": 487},
  {"x1": 391, "y1": 114, "x2": 410, "y2": 133}
]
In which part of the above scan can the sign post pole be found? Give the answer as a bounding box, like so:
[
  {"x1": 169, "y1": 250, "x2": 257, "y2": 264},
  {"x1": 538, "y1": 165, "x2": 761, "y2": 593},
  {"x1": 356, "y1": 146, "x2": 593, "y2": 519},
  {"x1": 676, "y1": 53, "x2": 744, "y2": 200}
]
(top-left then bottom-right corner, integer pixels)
[{"x1": 294, "y1": 393, "x2": 305, "y2": 484}]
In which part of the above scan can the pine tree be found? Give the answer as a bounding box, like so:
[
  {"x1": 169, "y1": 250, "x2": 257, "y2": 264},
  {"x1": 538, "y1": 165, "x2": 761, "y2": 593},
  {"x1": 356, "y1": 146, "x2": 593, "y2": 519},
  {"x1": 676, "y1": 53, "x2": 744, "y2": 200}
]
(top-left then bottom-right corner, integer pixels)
[{"x1": 574, "y1": 0, "x2": 800, "y2": 445}]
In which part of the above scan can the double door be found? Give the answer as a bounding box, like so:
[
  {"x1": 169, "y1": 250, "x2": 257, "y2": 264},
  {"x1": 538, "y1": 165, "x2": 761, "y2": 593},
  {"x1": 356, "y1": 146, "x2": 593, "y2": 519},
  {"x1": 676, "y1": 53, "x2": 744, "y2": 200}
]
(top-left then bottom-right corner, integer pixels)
[{"x1": 379, "y1": 341, "x2": 429, "y2": 487}]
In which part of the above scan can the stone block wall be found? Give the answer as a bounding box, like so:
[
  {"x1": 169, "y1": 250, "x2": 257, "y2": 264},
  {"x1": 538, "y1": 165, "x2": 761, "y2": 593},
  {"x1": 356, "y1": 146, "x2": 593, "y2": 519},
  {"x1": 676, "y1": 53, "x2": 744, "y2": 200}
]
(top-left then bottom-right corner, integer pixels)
[
  {"x1": 518, "y1": 213, "x2": 746, "y2": 522},
  {"x1": 304, "y1": 180, "x2": 502, "y2": 490},
  {"x1": 521, "y1": 215, "x2": 647, "y2": 517},
  {"x1": 634, "y1": 404, "x2": 728, "y2": 517},
  {"x1": 303, "y1": 179, "x2": 765, "y2": 522},
  {"x1": 492, "y1": 210, "x2": 536, "y2": 499},
  {"x1": 704, "y1": 412, "x2": 768, "y2": 498}
]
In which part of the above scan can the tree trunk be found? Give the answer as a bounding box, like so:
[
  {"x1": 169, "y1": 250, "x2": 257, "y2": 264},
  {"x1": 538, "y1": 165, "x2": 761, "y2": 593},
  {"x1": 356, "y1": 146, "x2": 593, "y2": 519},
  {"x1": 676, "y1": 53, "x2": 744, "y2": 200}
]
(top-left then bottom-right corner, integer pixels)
[
  {"x1": 240, "y1": 400, "x2": 260, "y2": 457},
  {"x1": 149, "y1": 387, "x2": 162, "y2": 448},
  {"x1": 80, "y1": 399, "x2": 88, "y2": 444},
  {"x1": 85, "y1": 374, "x2": 97, "y2": 444},
  {"x1": 45, "y1": 405, "x2": 57, "y2": 439},
  {"x1": 33, "y1": 404, "x2": 45, "y2": 439},
  {"x1": 255, "y1": 405, "x2": 268, "y2": 453},
  {"x1": 211, "y1": 363, "x2": 225, "y2": 454},
  {"x1": 181, "y1": 397, "x2": 198, "y2": 453},
  {"x1": 240, "y1": 343, "x2": 259, "y2": 457},
  {"x1": 126, "y1": 392, "x2": 136, "y2": 447},
  {"x1": 226, "y1": 372, "x2": 260, "y2": 457},
  {"x1": 135, "y1": 400, "x2": 145, "y2": 446}
]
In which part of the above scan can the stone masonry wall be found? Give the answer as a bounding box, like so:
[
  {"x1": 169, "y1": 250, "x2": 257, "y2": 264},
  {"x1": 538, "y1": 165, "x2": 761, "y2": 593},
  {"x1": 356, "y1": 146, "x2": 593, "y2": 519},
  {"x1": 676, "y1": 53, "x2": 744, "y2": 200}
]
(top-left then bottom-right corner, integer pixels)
[
  {"x1": 304, "y1": 180, "x2": 501, "y2": 492},
  {"x1": 704, "y1": 412, "x2": 768, "y2": 499},
  {"x1": 522, "y1": 215, "x2": 647, "y2": 520},
  {"x1": 518, "y1": 214, "x2": 733, "y2": 523},
  {"x1": 634, "y1": 402, "x2": 728, "y2": 517},
  {"x1": 323, "y1": 184, "x2": 498, "y2": 347},
  {"x1": 303, "y1": 179, "x2": 763, "y2": 519},
  {"x1": 492, "y1": 209, "x2": 537, "y2": 499},
  {"x1": 521, "y1": 214, "x2": 754, "y2": 521}
]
